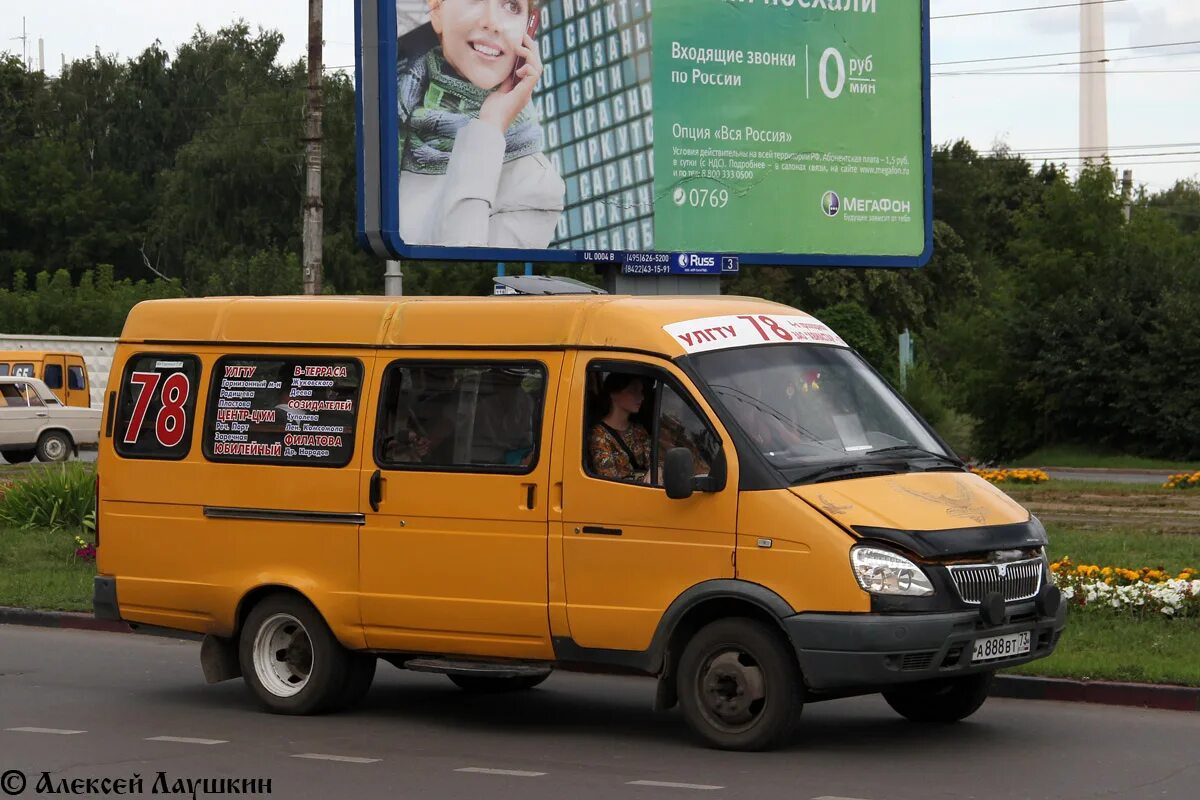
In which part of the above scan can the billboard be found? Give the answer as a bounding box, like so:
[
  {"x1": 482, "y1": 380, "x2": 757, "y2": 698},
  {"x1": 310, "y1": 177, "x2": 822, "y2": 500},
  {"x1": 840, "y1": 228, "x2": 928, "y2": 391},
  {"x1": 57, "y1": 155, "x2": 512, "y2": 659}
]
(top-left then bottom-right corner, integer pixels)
[{"x1": 357, "y1": 0, "x2": 932, "y2": 269}]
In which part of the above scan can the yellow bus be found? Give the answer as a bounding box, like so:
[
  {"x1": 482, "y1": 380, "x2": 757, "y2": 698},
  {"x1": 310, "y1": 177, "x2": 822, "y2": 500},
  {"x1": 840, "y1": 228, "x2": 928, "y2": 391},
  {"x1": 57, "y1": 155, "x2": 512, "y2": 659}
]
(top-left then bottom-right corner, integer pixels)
[
  {"x1": 0, "y1": 351, "x2": 92, "y2": 408},
  {"x1": 94, "y1": 295, "x2": 1065, "y2": 750}
]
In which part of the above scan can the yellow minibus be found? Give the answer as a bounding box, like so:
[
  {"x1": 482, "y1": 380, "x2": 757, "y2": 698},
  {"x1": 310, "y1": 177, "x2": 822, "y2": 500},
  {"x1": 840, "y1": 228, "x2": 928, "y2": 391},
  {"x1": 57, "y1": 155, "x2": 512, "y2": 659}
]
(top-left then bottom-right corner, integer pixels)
[
  {"x1": 94, "y1": 295, "x2": 1065, "y2": 750},
  {"x1": 0, "y1": 351, "x2": 92, "y2": 408}
]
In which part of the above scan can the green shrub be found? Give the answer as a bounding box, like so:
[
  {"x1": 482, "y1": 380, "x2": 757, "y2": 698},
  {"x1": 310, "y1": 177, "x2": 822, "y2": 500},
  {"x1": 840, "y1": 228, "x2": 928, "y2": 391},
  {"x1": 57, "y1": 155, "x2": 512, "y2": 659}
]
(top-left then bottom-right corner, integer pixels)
[{"x1": 0, "y1": 464, "x2": 96, "y2": 531}]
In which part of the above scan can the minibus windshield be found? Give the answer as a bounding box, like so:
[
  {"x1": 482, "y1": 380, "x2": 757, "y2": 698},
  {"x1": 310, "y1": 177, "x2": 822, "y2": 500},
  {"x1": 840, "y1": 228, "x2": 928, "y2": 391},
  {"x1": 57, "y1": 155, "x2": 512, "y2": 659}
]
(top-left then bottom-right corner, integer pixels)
[{"x1": 692, "y1": 344, "x2": 959, "y2": 481}]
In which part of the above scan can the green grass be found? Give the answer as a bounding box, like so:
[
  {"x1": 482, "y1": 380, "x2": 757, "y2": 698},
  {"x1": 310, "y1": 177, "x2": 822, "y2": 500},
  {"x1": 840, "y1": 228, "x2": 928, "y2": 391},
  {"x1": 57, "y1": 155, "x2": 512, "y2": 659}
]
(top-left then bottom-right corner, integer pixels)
[
  {"x1": 0, "y1": 526, "x2": 95, "y2": 612},
  {"x1": 1007, "y1": 446, "x2": 1200, "y2": 471},
  {"x1": 1001, "y1": 524, "x2": 1200, "y2": 686},
  {"x1": 1044, "y1": 524, "x2": 1199, "y2": 572},
  {"x1": 1006, "y1": 614, "x2": 1200, "y2": 686}
]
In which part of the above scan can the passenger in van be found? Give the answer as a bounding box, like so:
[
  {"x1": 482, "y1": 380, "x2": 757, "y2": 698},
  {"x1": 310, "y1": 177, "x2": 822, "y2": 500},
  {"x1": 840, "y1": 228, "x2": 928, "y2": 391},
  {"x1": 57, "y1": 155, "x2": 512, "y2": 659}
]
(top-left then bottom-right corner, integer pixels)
[
  {"x1": 470, "y1": 370, "x2": 537, "y2": 466},
  {"x1": 588, "y1": 373, "x2": 652, "y2": 483}
]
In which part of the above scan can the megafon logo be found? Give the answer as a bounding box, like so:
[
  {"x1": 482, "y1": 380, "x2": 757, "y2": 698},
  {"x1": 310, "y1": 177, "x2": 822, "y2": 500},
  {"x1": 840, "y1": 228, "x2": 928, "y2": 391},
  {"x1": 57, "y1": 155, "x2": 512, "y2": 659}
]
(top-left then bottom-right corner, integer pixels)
[
  {"x1": 677, "y1": 253, "x2": 717, "y2": 270},
  {"x1": 821, "y1": 191, "x2": 841, "y2": 218}
]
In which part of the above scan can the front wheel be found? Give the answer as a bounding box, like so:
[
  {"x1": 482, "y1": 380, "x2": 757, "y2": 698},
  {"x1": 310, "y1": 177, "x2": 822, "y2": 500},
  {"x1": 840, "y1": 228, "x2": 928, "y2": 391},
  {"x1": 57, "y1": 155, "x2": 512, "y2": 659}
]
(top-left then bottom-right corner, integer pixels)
[
  {"x1": 36, "y1": 431, "x2": 72, "y2": 463},
  {"x1": 239, "y1": 594, "x2": 350, "y2": 715},
  {"x1": 882, "y1": 671, "x2": 994, "y2": 723},
  {"x1": 448, "y1": 673, "x2": 550, "y2": 693},
  {"x1": 677, "y1": 618, "x2": 802, "y2": 751}
]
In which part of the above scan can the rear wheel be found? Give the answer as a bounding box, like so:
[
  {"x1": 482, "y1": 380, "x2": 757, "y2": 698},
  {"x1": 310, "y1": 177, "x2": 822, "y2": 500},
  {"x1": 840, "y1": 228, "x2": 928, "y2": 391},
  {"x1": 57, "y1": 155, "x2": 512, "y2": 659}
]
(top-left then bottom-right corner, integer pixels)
[
  {"x1": 882, "y1": 671, "x2": 994, "y2": 723},
  {"x1": 239, "y1": 594, "x2": 350, "y2": 715},
  {"x1": 677, "y1": 618, "x2": 802, "y2": 751},
  {"x1": 447, "y1": 673, "x2": 550, "y2": 693},
  {"x1": 36, "y1": 431, "x2": 72, "y2": 463},
  {"x1": 1, "y1": 448, "x2": 35, "y2": 464}
]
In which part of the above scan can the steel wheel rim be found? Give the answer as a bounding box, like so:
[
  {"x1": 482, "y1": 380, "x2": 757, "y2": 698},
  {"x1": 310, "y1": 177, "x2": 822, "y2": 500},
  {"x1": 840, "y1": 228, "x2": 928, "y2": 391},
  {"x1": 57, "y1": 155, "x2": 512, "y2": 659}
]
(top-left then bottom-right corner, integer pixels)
[
  {"x1": 695, "y1": 647, "x2": 767, "y2": 734},
  {"x1": 253, "y1": 613, "x2": 313, "y2": 697},
  {"x1": 43, "y1": 437, "x2": 66, "y2": 461}
]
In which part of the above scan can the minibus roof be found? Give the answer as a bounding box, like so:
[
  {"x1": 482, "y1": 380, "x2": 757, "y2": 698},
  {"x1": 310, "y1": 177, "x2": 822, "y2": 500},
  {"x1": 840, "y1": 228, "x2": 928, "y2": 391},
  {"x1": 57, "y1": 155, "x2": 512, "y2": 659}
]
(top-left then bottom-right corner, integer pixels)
[{"x1": 118, "y1": 296, "x2": 832, "y2": 358}]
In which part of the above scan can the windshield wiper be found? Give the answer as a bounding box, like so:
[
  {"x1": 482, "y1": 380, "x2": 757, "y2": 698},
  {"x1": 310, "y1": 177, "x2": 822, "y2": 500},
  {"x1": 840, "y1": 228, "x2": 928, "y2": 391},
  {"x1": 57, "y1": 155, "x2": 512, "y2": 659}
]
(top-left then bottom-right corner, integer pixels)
[
  {"x1": 791, "y1": 463, "x2": 901, "y2": 485},
  {"x1": 865, "y1": 445, "x2": 965, "y2": 468},
  {"x1": 709, "y1": 385, "x2": 845, "y2": 456}
]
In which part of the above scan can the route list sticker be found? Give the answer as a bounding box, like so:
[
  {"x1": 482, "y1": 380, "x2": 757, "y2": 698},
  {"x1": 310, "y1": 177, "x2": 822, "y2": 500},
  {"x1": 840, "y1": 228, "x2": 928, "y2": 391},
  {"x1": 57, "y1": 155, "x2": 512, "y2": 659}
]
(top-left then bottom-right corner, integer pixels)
[
  {"x1": 663, "y1": 314, "x2": 847, "y2": 355},
  {"x1": 206, "y1": 358, "x2": 360, "y2": 466}
]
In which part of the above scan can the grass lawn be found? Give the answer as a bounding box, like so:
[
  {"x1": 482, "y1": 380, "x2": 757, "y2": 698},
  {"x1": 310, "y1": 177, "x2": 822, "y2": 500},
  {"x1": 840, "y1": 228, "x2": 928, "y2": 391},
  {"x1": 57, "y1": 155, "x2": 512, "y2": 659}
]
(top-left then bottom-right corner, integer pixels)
[
  {"x1": 1007, "y1": 445, "x2": 1200, "y2": 472},
  {"x1": 0, "y1": 526, "x2": 95, "y2": 612},
  {"x1": 1006, "y1": 614, "x2": 1200, "y2": 686},
  {"x1": 1044, "y1": 524, "x2": 1199, "y2": 572},
  {"x1": 1001, "y1": 525, "x2": 1200, "y2": 687}
]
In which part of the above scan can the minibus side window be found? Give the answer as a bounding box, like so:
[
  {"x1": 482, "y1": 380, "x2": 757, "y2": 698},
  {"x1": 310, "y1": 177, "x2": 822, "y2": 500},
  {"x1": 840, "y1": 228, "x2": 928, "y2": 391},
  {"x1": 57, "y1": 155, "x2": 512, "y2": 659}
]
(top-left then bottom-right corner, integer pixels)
[
  {"x1": 44, "y1": 364, "x2": 64, "y2": 389},
  {"x1": 12, "y1": 363, "x2": 33, "y2": 378},
  {"x1": 374, "y1": 361, "x2": 546, "y2": 473},
  {"x1": 114, "y1": 354, "x2": 202, "y2": 460},
  {"x1": 0, "y1": 365, "x2": 8, "y2": 377},
  {"x1": 68, "y1": 366, "x2": 87, "y2": 391},
  {"x1": 202, "y1": 356, "x2": 362, "y2": 468}
]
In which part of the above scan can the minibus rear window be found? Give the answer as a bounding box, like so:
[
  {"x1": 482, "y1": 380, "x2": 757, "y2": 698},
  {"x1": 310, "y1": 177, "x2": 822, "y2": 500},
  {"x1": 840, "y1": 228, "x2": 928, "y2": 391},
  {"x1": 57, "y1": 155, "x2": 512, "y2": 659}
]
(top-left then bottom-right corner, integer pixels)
[
  {"x1": 202, "y1": 356, "x2": 362, "y2": 468},
  {"x1": 114, "y1": 355, "x2": 202, "y2": 460}
]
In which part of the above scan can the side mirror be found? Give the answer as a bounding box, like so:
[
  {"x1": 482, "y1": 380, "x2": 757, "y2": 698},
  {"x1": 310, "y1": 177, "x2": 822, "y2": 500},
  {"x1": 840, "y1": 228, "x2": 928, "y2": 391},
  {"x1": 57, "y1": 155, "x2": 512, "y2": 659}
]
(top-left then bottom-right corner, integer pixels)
[{"x1": 664, "y1": 448, "x2": 696, "y2": 500}]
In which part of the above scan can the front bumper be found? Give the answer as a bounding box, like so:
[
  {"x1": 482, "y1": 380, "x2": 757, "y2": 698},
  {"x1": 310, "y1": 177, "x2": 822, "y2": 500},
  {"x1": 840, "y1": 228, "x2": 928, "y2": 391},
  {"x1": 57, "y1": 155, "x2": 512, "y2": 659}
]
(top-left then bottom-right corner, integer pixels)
[{"x1": 782, "y1": 599, "x2": 1068, "y2": 692}]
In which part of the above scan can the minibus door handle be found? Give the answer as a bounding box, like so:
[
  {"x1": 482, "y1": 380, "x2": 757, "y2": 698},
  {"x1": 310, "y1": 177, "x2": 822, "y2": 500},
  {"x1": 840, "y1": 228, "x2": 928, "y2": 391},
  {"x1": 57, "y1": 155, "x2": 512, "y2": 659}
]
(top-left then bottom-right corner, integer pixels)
[{"x1": 369, "y1": 469, "x2": 383, "y2": 513}]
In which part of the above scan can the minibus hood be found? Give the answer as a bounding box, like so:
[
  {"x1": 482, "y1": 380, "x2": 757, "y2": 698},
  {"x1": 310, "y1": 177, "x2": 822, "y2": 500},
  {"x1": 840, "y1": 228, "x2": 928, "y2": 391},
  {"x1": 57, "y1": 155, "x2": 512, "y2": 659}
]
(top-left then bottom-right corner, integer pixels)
[{"x1": 790, "y1": 471, "x2": 1030, "y2": 534}]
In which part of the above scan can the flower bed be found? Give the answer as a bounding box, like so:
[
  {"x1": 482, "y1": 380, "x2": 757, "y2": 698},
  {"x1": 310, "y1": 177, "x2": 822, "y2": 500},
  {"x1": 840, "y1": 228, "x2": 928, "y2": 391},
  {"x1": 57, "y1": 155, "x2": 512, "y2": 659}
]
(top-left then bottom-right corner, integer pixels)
[
  {"x1": 972, "y1": 467, "x2": 1050, "y2": 485},
  {"x1": 1163, "y1": 471, "x2": 1200, "y2": 490},
  {"x1": 1051, "y1": 557, "x2": 1200, "y2": 617}
]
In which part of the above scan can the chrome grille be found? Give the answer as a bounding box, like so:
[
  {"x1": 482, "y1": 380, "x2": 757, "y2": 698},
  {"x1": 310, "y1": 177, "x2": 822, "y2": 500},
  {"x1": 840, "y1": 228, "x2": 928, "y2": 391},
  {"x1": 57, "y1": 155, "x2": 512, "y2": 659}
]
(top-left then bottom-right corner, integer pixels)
[{"x1": 948, "y1": 558, "x2": 1043, "y2": 605}]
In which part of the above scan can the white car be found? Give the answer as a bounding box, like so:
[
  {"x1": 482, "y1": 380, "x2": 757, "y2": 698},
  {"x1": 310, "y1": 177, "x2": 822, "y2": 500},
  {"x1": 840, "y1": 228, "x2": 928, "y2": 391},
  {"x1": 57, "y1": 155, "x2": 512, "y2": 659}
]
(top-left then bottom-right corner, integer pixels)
[{"x1": 0, "y1": 376, "x2": 100, "y2": 463}]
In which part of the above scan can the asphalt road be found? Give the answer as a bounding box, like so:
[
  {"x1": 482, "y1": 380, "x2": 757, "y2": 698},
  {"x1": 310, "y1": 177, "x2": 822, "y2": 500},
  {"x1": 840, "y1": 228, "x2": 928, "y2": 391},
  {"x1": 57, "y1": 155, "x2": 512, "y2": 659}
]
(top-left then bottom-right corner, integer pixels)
[{"x1": 1, "y1": 626, "x2": 1197, "y2": 800}]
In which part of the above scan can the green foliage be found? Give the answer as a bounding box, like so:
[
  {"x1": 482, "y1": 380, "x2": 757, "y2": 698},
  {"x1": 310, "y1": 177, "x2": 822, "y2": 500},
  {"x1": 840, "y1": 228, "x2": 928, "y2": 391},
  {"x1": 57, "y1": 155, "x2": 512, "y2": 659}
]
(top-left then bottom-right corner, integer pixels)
[
  {"x1": 0, "y1": 463, "x2": 96, "y2": 532},
  {"x1": 0, "y1": 266, "x2": 181, "y2": 336}
]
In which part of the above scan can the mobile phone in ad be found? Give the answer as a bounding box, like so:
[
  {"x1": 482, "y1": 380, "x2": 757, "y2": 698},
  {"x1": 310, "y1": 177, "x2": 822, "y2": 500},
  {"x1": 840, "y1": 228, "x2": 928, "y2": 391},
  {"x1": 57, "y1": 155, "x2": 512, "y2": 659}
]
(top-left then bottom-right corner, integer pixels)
[{"x1": 512, "y1": 6, "x2": 542, "y2": 82}]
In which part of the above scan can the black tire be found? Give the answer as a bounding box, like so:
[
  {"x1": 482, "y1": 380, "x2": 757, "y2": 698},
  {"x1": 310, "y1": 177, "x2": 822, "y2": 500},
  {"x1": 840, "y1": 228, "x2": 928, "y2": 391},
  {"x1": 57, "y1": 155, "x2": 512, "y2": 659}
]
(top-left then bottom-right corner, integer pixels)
[
  {"x1": 238, "y1": 594, "x2": 350, "y2": 715},
  {"x1": 36, "y1": 431, "x2": 72, "y2": 463},
  {"x1": 677, "y1": 618, "x2": 802, "y2": 751},
  {"x1": 448, "y1": 672, "x2": 550, "y2": 693},
  {"x1": 332, "y1": 653, "x2": 378, "y2": 710},
  {"x1": 882, "y1": 671, "x2": 994, "y2": 723},
  {"x1": 1, "y1": 448, "x2": 35, "y2": 464}
]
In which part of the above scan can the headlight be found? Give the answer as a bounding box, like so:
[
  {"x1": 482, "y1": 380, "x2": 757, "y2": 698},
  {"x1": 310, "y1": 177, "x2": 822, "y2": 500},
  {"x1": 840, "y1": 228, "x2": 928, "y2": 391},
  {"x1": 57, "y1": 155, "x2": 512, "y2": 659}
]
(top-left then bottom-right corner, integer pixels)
[{"x1": 850, "y1": 546, "x2": 935, "y2": 597}]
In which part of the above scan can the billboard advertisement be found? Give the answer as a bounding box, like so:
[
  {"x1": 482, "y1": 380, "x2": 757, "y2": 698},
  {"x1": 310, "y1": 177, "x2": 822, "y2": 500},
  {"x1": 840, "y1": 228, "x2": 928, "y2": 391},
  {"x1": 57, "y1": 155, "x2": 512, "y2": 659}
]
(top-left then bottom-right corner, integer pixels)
[{"x1": 357, "y1": 0, "x2": 932, "y2": 270}]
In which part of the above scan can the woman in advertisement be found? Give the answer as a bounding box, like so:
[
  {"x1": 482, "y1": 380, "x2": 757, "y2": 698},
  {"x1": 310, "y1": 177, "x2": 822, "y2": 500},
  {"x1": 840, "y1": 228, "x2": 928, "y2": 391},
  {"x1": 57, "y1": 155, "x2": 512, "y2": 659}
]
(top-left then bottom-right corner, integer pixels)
[{"x1": 398, "y1": 0, "x2": 565, "y2": 249}]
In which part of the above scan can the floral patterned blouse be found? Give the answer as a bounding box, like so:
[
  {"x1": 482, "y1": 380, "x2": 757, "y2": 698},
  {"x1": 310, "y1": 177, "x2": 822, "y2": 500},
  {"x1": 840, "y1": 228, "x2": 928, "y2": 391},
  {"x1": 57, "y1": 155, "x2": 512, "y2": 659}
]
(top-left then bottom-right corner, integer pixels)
[{"x1": 589, "y1": 422, "x2": 652, "y2": 481}]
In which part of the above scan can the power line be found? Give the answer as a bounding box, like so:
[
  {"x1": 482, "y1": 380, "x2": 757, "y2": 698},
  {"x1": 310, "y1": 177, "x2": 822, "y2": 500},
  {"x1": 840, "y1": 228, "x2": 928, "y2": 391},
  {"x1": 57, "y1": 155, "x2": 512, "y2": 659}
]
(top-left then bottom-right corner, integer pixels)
[
  {"x1": 935, "y1": 68, "x2": 1200, "y2": 76},
  {"x1": 934, "y1": 49, "x2": 1200, "y2": 76},
  {"x1": 932, "y1": 38, "x2": 1200, "y2": 67},
  {"x1": 932, "y1": 0, "x2": 1128, "y2": 22},
  {"x1": 987, "y1": 141, "x2": 1200, "y2": 155}
]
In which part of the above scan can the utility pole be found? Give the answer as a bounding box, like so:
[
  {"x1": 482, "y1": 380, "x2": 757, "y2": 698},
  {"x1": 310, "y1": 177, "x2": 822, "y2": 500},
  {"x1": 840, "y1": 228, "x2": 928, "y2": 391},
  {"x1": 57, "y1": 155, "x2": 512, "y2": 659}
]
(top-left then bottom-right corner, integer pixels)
[
  {"x1": 10, "y1": 17, "x2": 29, "y2": 70},
  {"x1": 1121, "y1": 169, "x2": 1134, "y2": 223},
  {"x1": 302, "y1": 0, "x2": 324, "y2": 295}
]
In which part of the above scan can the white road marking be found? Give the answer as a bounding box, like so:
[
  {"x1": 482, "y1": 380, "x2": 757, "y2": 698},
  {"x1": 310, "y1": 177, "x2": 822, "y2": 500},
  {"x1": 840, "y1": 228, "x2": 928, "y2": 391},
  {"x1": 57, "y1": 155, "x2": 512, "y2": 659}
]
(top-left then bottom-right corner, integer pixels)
[
  {"x1": 813, "y1": 796, "x2": 874, "y2": 800},
  {"x1": 455, "y1": 767, "x2": 547, "y2": 777},
  {"x1": 5, "y1": 727, "x2": 86, "y2": 735},
  {"x1": 628, "y1": 780, "x2": 724, "y2": 791},
  {"x1": 291, "y1": 753, "x2": 380, "y2": 764},
  {"x1": 146, "y1": 736, "x2": 228, "y2": 745}
]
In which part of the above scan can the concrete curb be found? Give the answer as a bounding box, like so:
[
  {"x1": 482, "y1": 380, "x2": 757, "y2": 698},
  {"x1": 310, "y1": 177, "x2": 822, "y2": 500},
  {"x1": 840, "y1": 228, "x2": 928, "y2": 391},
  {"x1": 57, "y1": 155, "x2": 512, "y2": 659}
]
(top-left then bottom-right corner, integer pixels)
[
  {"x1": 992, "y1": 674, "x2": 1200, "y2": 712},
  {"x1": 3, "y1": 608, "x2": 1197, "y2": 712},
  {"x1": 0, "y1": 605, "x2": 131, "y2": 634}
]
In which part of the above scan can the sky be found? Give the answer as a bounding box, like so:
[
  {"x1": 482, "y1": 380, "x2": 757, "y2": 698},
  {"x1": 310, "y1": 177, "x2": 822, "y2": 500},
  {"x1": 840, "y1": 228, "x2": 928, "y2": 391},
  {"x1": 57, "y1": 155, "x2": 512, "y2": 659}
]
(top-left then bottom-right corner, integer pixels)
[{"x1": 3, "y1": 0, "x2": 1199, "y2": 192}]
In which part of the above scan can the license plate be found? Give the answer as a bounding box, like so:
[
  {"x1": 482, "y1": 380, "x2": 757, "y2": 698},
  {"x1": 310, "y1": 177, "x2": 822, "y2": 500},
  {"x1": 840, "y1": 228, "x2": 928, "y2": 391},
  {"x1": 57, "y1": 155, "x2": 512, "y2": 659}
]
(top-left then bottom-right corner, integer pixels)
[{"x1": 972, "y1": 631, "x2": 1031, "y2": 662}]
